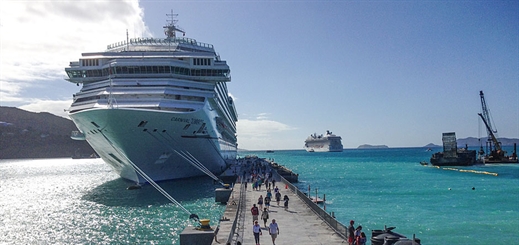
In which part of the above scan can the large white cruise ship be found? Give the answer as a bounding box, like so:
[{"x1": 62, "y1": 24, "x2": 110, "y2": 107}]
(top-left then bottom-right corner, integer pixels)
[
  {"x1": 65, "y1": 13, "x2": 238, "y2": 183},
  {"x1": 304, "y1": 130, "x2": 343, "y2": 152}
]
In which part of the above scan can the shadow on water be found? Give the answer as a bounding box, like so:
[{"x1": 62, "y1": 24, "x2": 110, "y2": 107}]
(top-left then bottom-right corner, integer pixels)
[{"x1": 82, "y1": 176, "x2": 220, "y2": 207}]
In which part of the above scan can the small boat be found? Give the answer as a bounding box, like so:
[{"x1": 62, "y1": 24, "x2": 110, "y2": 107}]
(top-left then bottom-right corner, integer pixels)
[
  {"x1": 310, "y1": 196, "x2": 324, "y2": 204},
  {"x1": 420, "y1": 161, "x2": 428, "y2": 166},
  {"x1": 266, "y1": 150, "x2": 274, "y2": 153},
  {"x1": 371, "y1": 226, "x2": 421, "y2": 245}
]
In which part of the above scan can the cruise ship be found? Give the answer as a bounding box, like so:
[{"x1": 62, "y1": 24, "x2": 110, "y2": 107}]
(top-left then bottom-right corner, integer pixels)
[
  {"x1": 65, "y1": 13, "x2": 238, "y2": 183},
  {"x1": 304, "y1": 130, "x2": 343, "y2": 152}
]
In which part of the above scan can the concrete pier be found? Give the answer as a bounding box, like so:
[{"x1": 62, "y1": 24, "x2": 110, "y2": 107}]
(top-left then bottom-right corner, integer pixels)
[{"x1": 213, "y1": 156, "x2": 348, "y2": 245}]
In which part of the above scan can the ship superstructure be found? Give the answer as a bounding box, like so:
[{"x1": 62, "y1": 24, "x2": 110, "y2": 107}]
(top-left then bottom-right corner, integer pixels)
[
  {"x1": 304, "y1": 130, "x2": 343, "y2": 152},
  {"x1": 65, "y1": 12, "x2": 238, "y2": 183}
]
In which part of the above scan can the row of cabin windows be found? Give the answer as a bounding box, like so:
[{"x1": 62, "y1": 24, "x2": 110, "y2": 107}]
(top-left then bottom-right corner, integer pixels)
[
  {"x1": 73, "y1": 94, "x2": 205, "y2": 103},
  {"x1": 193, "y1": 58, "x2": 211, "y2": 66},
  {"x1": 82, "y1": 59, "x2": 99, "y2": 66},
  {"x1": 80, "y1": 57, "x2": 209, "y2": 68},
  {"x1": 67, "y1": 65, "x2": 229, "y2": 78}
]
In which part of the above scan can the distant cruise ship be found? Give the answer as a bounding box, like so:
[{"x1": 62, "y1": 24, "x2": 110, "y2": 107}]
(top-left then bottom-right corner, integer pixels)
[
  {"x1": 304, "y1": 130, "x2": 343, "y2": 152},
  {"x1": 64, "y1": 12, "x2": 238, "y2": 183}
]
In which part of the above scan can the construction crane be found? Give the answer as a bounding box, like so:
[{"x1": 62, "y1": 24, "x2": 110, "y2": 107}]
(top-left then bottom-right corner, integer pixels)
[{"x1": 477, "y1": 90, "x2": 517, "y2": 163}]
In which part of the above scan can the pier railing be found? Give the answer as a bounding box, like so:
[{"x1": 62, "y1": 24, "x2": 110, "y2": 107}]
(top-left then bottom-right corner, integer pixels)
[
  {"x1": 271, "y1": 168, "x2": 349, "y2": 240},
  {"x1": 225, "y1": 183, "x2": 246, "y2": 245}
]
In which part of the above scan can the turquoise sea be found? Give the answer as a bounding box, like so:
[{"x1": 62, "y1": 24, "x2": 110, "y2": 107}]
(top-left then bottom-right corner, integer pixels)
[{"x1": 1, "y1": 147, "x2": 518, "y2": 244}]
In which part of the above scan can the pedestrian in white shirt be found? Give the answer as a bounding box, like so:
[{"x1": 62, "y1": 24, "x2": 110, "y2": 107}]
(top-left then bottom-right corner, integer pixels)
[{"x1": 268, "y1": 219, "x2": 280, "y2": 245}]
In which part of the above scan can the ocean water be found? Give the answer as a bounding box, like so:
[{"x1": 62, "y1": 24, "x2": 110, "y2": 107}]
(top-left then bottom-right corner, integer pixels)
[
  {"x1": 246, "y1": 147, "x2": 519, "y2": 245},
  {"x1": 1, "y1": 147, "x2": 518, "y2": 244},
  {"x1": 0, "y1": 158, "x2": 225, "y2": 244}
]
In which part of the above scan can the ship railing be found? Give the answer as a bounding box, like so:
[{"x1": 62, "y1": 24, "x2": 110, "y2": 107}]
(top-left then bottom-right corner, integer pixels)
[
  {"x1": 107, "y1": 37, "x2": 214, "y2": 51},
  {"x1": 271, "y1": 165, "x2": 349, "y2": 240}
]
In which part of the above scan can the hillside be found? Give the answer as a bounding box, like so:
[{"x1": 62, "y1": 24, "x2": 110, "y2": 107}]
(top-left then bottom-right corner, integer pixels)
[
  {"x1": 0, "y1": 106, "x2": 95, "y2": 159},
  {"x1": 423, "y1": 137, "x2": 519, "y2": 148},
  {"x1": 456, "y1": 137, "x2": 519, "y2": 147},
  {"x1": 358, "y1": 144, "x2": 389, "y2": 149}
]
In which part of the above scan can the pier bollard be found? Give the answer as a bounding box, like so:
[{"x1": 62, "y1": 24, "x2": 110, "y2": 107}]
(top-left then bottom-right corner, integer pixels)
[
  {"x1": 215, "y1": 185, "x2": 233, "y2": 203},
  {"x1": 180, "y1": 219, "x2": 215, "y2": 245}
]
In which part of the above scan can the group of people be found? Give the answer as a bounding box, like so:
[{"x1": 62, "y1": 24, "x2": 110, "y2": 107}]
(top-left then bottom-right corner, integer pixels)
[
  {"x1": 238, "y1": 157, "x2": 278, "y2": 191},
  {"x1": 347, "y1": 220, "x2": 366, "y2": 245},
  {"x1": 252, "y1": 216, "x2": 279, "y2": 245},
  {"x1": 248, "y1": 169, "x2": 275, "y2": 191},
  {"x1": 251, "y1": 204, "x2": 281, "y2": 245},
  {"x1": 250, "y1": 185, "x2": 289, "y2": 245},
  {"x1": 238, "y1": 156, "x2": 293, "y2": 244},
  {"x1": 256, "y1": 186, "x2": 289, "y2": 209}
]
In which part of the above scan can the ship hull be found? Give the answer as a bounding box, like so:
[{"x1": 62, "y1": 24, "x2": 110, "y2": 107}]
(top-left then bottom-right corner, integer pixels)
[
  {"x1": 69, "y1": 105, "x2": 236, "y2": 183},
  {"x1": 430, "y1": 151, "x2": 477, "y2": 166},
  {"x1": 304, "y1": 141, "x2": 343, "y2": 152},
  {"x1": 305, "y1": 145, "x2": 343, "y2": 152}
]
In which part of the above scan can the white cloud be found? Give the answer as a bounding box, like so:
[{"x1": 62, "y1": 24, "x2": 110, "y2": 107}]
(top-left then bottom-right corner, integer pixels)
[
  {"x1": 0, "y1": 0, "x2": 150, "y2": 105},
  {"x1": 0, "y1": 80, "x2": 24, "y2": 102},
  {"x1": 19, "y1": 99, "x2": 71, "y2": 119},
  {"x1": 236, "y1": 115, "x2": 296, "y2": 150},
  {"x1": 238, "y1": 118, "x2": 293, "y2": 137},
  {"x1": 255, "y1": 113, "x2": 269, "y2": 120}
]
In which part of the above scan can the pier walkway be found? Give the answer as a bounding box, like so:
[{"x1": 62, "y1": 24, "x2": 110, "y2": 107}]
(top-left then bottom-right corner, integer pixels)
[{"x1": 213, "y1": 157, "x2": 348, "y2": 245}]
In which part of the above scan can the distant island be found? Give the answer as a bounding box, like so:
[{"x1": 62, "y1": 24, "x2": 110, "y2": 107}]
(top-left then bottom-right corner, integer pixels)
[
  {"x1": 424, "y1": 137, "x2": 519, "y2": 148},
  {"x1": 456, "y1": 137, "x2": 518, "y2": 147},
  {"x1": 0, "y1": 106, "x2": 95, "y2": 159},
  {"x1": 358, "y1": 144, "x2": 389, "y2": 149}
]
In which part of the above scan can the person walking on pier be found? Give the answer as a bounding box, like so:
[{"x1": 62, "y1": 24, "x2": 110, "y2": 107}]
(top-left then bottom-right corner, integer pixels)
[
  {"x1": 354, "y1": 225, "x2": 363, "y2": 245},
  {"x1": 347, "y1": 220, "x2": 355, "y2": 245},
  {"x1": 358, "y1": 232, "x2": 367, "y2": 245},
  {"x1": 275, "y1": 191, "x2": 281, "y2": 206},
  {"x1": 253, "y1": 220, "x2": 262, "y2": 245},
  {"x1": 268, "y1": 219, "x2": 280, "y2": 245},
  {"x1": 251, "y1": 204, "x2": 259, "y2": 224},
  {"x1": 258, "y1": 195, "x2": 264, "y2": 210},
  {"x1": 283, "y1": 194, "x2": 289, "y2": 210},
  {"x1": 261, "y1": 207, "x2": 269, "y2": 227},
  {"x1": 264, "y1": 195, "x2": 271, "y2": 211}
]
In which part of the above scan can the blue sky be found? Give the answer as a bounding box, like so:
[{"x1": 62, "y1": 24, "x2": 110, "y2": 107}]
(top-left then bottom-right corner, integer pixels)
[{"x1": 1, "y1": 0, "x2": 518, "y2": 150}]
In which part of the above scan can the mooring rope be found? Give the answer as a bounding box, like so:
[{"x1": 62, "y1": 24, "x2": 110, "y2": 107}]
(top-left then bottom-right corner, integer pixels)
[
  {"x1": 175, "y1": 150, "x2": 224, "y2": 185},
  {"x1": 99, "y1": 131, "x2": 192, "y2": 215},
  {"x1": 144, "y1": 130, "x2": 226, "y2": 186}
]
